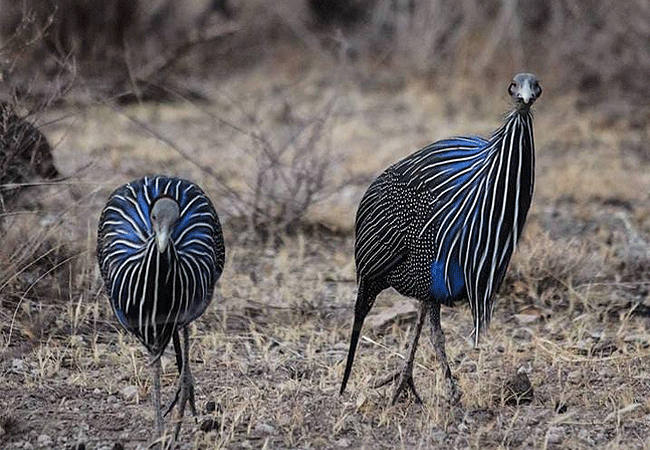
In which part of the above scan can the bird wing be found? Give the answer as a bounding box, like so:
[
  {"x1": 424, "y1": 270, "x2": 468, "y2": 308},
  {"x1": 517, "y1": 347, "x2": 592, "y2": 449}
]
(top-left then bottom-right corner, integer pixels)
[
  {"x1": 354, "y1": 170, "x2": 409, "y2": 282},
  {"x1": 401, "y1": 136, "x2": 492, "y2": 300},
  {"x1": 399, "y1": 136, "x2": 490, "y2": 192},
  {"x1": 355, "y1": 137, "x2": 490, "y2": 283}
]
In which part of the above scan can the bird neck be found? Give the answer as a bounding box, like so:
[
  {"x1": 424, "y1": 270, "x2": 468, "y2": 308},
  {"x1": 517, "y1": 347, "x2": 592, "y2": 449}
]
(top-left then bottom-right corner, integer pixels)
[
  {"x1": 145, "y1": 237, "x2": 178, "y2": 284},
  {"x1": 491, "y1": 108, "x2": 535, "y2": 161},
  {"x1": 500, "y1": 107, "x2": 535, "y2": 237}
]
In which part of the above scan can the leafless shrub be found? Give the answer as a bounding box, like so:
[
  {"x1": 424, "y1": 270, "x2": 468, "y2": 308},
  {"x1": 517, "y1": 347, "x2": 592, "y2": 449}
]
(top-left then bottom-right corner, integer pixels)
[
  {"x1": 117, "y1": 88, "x2": 364, "y2": 240},
  {"x1": 0, "y1": 0, "x2": 136, "y2": 72},
  {"x1": 2, "y1": 0, "x2": 649, "y2": 110},
  {"x1": 0, "y1": 0, "x2": 239, "y2": 102},
  {"x1": 240, "y1": 100, "x2": 338, "y2": 237}
]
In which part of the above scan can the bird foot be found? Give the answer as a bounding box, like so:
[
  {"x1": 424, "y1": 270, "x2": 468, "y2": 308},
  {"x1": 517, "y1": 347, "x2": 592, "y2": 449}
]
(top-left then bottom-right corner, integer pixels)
[
  {"x1": 164, "y1": 373, "x2": 198, "y2": 419},
  {"x1": 444, "y1": 376, "x2": 461, "y2": 405},
  {"x1": 373, "y1": 369, "x2": 423, "y2": 405},
  {"x1": 171, "y1": 370, "x2": 198, "y2": 442}
]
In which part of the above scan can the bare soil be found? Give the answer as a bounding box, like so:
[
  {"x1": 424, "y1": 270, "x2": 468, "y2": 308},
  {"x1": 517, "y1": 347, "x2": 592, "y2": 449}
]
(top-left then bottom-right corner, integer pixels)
[{"x1": 1, "y1": 55, "x2": 650, "y2": 449}]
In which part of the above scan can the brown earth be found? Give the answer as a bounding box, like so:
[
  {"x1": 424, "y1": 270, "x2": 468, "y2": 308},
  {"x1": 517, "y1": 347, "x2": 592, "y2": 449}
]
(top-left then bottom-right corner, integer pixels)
[{"x1": 1, "y1": 53, "x2": 650, "y2": 449}]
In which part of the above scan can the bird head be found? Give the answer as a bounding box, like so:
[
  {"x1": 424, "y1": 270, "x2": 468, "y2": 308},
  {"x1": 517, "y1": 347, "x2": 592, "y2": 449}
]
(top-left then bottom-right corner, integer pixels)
[
  {"x1": 508, "y1": 73, "x2": 541, "y2": 108},
  {"x1": 150, "y1": 197, "x2": 180, "y2": 253}
]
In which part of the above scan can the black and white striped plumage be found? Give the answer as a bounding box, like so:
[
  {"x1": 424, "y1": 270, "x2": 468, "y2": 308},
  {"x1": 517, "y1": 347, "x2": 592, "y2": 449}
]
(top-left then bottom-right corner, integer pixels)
[
  {"x1": 97, "y1": 175, "x2": 224, "y2": 439},
  {"x1": 341, "y1": 73, "x2": 541, "y2": 404}
]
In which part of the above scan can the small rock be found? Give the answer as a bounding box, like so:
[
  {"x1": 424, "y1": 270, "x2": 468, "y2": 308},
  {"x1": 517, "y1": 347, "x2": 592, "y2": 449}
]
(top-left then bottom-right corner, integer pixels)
[
  {"x1": 333, "y1": 342, "x2": 348, "y2": 351},
  {"x1": 503, "y1": 371, "x2": 534, "y2": 405},
  {"x1": 567, "y1": 370, "x2": 582, "y2": 384},
  {"x1": 12, "y1": 359, "x2": 24, "y2": 372},
  {"x1": 200, "y1": 418, "x2": 219, "y2": 432},
  {"x1": 432, "y1": 430, "x2": 447, "y2": 444},
  {"x1": 37, "y1": 434, "x2": 52, "y2": 447},
  {"x1": 120, "y1": 385, "x2": 138, "y2": 401},
  {"x1": 590, "y1": 330, "x2": 603, "y2": 340},
  {"x1": 255, "y1": 423, "x2": 276, "y2": 435},
  {"x1": 513, "y1": 313, "x2": 540, "y2": 325},
  {"x1": 69, "y1": 335, "x2": 85, "y2": 347},
  {"x1": 335, "y1": 438, "x2": 351, "y2": 447},
  {"x1": 204, "y1": 400, "x2": 216, "y2": 414},
  {"x1": 577, "y1": 429, "x2": 592, "y2": 444},
  {"x1": 546, "y1": 426, "x2": 564, "y2": 444}
]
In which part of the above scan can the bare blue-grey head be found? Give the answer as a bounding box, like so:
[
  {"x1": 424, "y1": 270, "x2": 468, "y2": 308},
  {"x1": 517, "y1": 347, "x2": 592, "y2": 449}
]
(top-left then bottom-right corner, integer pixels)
[
  {"x1": 150, "y1": 197, "x2": 180, "y2": 254},
  {"x1": 509, "y1": 73, "x2": 542, "y2": 107}
]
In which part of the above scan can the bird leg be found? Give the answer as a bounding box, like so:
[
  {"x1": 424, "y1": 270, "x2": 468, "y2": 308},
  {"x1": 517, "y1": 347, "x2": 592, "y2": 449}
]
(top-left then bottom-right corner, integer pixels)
[
  {"x1": 429, "y1": 303, "x2": 461, "y2": 404},
  {"x1": 373, "y1": 301, "x2": 429, "y2": 405},
  {"x1": 163, "y1": 331, "x2": 183, "y2": 417},
  {"x1": 172, "y1": 326, "x2": 198, "y2": 442},
  {"x1": 152, "y1": 356, "x2": 164, "y2": 438}
]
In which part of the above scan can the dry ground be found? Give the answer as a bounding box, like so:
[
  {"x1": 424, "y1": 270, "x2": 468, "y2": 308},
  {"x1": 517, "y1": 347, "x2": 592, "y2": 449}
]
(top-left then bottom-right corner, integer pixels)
[{"x1": 1, "y1": 55, "x2": 650, "y2": 449}]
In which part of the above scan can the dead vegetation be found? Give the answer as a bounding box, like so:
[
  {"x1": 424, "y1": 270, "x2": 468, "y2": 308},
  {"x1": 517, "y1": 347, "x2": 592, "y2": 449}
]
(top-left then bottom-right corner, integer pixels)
[
  {"x1": 1, "y1": 1, "x2": 650, "y2": 449},
  {"x1": 2, "y1": 0, "x2": 650, "y2": 111},
  {"x1": 0, "y1": 67, "x2": 648, "y2": 448}
]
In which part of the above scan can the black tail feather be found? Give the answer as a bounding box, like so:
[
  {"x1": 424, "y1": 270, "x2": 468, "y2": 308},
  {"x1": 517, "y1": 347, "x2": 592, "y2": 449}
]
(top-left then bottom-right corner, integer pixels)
[
  {"x1": 340, "y1": 313, "x2": 365, "y2": 394},
  {"x1": 340, "y1": 285, "x2": 378, "y2": 394}
]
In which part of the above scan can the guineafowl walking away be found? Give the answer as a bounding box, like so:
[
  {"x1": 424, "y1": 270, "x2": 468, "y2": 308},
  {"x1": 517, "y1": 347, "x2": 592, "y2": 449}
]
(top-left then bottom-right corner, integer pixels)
[
  {"x1": 0, "y1": 101, "x2": 59, "y2": 213},
  {"x1": 97, "y1": 175, "x2": 225, "y2": 443},
  {"x1": 341, "y1": 73, "x2": 542, "y2": 405}
]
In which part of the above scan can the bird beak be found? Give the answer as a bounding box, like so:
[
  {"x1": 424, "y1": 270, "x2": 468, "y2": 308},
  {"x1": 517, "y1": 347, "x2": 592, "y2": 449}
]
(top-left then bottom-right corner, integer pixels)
[
  {"x1": 517, "y1": 83, "x2": 535, "y2": 104},
  {"x1": 156, "y1": 229, "x2": 170, "y2": 254}
]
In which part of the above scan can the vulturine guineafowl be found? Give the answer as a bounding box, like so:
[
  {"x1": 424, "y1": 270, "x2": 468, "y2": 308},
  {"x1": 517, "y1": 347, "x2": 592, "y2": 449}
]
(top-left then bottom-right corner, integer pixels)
[
  {"x1": 341, "y1": 73, "x2": 542, "y2": 405},
  {"x1": 97, "y1": 175, "x2": 225, "y2": 441},
  {"x1": 0, "y1": 101, "x2": 59, "y2": 213}
]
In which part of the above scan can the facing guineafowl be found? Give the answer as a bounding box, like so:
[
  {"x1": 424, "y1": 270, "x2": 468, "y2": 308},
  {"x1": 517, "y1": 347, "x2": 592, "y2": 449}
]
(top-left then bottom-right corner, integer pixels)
[
  {"x1": 97, "y1": 176, "x2": 225, "y2": 441},
  {"x1": 340, "y1": 73, "x2": 541, "y2": 404}
]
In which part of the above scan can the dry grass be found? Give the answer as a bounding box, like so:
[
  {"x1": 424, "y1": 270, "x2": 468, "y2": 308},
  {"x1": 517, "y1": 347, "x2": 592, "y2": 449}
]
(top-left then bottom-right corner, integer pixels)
[{"x1": 1, "y1": 55, "x2": 650, "y2": 450}]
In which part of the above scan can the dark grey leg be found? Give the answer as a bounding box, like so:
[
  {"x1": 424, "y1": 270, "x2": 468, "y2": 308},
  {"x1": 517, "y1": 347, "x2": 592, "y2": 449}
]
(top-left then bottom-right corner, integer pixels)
[
  {"x1": 374, "y1": 301, "x2": 429, "y2": 404},
  {"x1": 172, "y1": 326, "x2": 197, "y2": 442},
  {"x1": 152, "y1": 357, "x2": 164, "y2": 437},
  {"x1": 163, "y1": 331, "x2": 183, "y2": 417},
  {"x1": 429, "y1": 302, "x2": 461, "y2": 404}
]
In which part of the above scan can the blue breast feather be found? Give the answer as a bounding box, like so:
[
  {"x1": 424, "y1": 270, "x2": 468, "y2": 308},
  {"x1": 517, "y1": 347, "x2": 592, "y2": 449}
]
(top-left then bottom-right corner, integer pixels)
[
  {"x1": 422, "y1": 136, "x2": 489, "y2": 301},
  {"x1": 430, "y1": 259, "x2": 465, "y2": 300}
]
